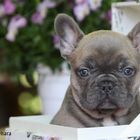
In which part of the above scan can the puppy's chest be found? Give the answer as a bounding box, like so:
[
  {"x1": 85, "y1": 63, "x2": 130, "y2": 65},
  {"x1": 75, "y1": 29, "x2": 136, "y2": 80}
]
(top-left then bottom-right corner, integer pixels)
[{"x1": 102, "y1": 117, "x2": 118, "y2": 126}]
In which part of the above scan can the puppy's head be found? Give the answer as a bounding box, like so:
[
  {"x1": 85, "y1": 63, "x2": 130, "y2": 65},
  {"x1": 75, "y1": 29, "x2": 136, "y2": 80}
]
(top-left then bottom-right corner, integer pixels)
[{"x1": 55, "y1": 14, "x2": 140, "y2": 118}]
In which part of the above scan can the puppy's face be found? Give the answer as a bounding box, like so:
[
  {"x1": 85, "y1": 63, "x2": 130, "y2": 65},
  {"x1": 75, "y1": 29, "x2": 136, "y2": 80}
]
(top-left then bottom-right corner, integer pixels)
[
  {"x1": 70, "y1": 32, "x2": 140, "y2": 115},
  {"x1": 55, "y1": 14, "x2": 140, "y2": 117}
]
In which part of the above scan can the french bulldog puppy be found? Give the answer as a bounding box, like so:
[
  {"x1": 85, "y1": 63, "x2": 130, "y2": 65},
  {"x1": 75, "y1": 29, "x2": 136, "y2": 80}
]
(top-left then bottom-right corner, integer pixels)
[{"x1": 51, "y1": 14, "x2": 140, "y2": 128}]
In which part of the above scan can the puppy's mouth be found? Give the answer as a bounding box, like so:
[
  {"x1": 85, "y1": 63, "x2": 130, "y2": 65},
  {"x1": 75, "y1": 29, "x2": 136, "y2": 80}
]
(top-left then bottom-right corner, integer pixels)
[
  {"x1": 97, "y1": 109, "x2": 117, "y2": 114},
  {"x1": 96, "y1": 99, "x2": 118, "y2": 114}
]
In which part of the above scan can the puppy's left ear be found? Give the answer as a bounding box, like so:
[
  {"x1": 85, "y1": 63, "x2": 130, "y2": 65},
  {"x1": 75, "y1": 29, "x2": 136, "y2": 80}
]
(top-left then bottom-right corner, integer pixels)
[{"x1": 128, "y1": 22, "x2": 140, "y2": 51}]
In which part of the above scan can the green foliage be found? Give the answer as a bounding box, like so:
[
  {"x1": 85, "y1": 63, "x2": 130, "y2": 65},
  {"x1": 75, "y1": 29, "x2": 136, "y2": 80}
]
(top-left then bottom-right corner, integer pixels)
[{"x1": 0, "y1": 0, "x2": 125, "y2": 77}]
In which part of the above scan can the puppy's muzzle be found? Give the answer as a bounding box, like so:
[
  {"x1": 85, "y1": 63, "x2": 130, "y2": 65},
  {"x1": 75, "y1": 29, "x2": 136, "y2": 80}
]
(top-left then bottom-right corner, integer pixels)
[
  {"x1": 98, "y1": 80, "x2": 117, "y2": 107},
  {"x1": 95, "y1": 74, "x2": 118, "y2": 109}
]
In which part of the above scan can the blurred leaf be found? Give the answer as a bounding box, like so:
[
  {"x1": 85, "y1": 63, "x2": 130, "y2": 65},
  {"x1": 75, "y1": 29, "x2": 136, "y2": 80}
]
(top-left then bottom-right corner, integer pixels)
[{"x1": 0, "y1": 0, "x2": 125, "y2": 77}]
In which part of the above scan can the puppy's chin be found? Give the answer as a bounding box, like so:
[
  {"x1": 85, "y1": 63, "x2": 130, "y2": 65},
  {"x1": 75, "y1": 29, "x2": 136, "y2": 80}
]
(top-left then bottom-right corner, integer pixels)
[
  {"x1": 81, "y1": 99, "x2": 129, "y2": 118},
  {"x1": 94, "y1": 104, "x2": 120, "y2": 116},
  {"x1": 97, "y1": 99, "x2": 117, "y2": 109},
  {"x1": 93, "y1": 108, "x2": 128, "y2": 118},
  {"x1": 96, "y1": 100, "x2": 118, "y2": 115}
]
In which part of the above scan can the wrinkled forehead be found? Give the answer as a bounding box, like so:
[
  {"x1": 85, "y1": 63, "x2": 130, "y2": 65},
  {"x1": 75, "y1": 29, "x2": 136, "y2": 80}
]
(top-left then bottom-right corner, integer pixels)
[{"x1": 70, "y1": 31, "x2": 138, "y2": 67}]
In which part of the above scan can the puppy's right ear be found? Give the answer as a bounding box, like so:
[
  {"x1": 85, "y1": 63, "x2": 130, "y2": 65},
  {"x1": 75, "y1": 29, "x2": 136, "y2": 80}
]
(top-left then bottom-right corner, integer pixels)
[
  {"x1": 127, "y1": 22, "x2": 140, "y2": 52},
  {"x1": 54, "y1": 14, "x2": 84, "y2": 59}
]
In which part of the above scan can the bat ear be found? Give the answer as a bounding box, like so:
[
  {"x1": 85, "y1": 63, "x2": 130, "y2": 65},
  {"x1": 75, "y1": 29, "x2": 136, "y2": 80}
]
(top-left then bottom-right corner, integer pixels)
[
  {"x1": 128, "y1": 22, "x2": 140, "y2": 52},
  {"x1": 54, "y1": 14, "x2": 84, "y2": 59}
]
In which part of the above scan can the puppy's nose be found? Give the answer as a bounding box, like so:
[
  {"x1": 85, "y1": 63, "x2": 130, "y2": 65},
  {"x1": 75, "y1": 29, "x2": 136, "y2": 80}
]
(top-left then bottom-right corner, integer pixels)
[{"x1": 100, "y1": 80, "x2": 114, "y2": 93}]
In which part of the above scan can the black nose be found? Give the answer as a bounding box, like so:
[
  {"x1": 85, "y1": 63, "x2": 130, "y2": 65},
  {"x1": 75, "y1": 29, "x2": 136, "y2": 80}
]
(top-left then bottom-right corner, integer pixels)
[{"x1": 100, "y1": 80, "x2": 114, "y2": 93}]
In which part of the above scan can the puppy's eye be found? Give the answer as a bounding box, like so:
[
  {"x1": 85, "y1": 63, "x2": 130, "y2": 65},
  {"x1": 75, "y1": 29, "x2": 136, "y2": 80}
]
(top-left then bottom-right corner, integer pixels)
[
  {"x1": 123, "y1": 67, "x2": 135, "y2": 76},
  {"x1": 78, "y1": 68, "x2": 89, "y2": 77}
]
